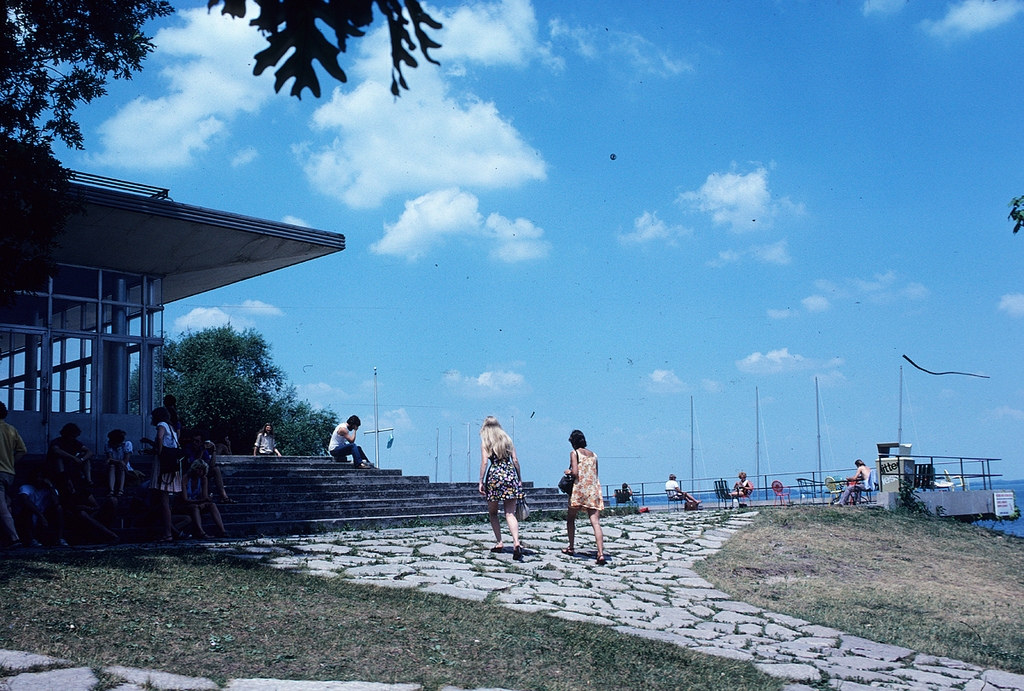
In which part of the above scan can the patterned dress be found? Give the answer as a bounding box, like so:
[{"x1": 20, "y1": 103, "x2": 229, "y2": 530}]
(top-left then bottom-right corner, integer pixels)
[
  {"x1": 484, "y1": 456, "x2": 523, "y2": 502},
  {"x1": 570, "y1": 450, "x2": 604, "y2": 511}
]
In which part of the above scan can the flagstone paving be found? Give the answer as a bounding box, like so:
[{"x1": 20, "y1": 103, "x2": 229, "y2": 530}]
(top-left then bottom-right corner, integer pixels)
[{"x1": 3, "y1": 509, "x2": 1023, "y2": 690}]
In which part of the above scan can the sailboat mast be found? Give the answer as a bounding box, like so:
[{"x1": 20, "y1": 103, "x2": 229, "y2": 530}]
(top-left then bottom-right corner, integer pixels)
[
  {"x1": 897, "y1": 365, "x2": 903, "y2": 445},
  {"x1": 690, "y1": 396, "x2": 695, "y2": 492},
  {"x1": 815, "y1": 376, "x2": 821, "y2": 476},
  {"x1": 755, "y1": 387, "x2": 760, "y2": 478}
]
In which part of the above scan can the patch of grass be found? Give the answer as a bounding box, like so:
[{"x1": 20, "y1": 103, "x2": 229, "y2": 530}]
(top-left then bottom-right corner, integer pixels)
[
  {"x1": 0, "y1": 548, "x2": 780, "y2": 691},
  {"x1": 696, "y1": 506, "x2": 1024, "y2": 673}
]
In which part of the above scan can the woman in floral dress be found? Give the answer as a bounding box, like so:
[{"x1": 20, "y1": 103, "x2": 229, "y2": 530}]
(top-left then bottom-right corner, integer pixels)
[
  {"x1": 563, "y1": 429, "x2": 606, "y2": 565},
  {"x1": 477, "y1": 416, "x2": 524, "y2": 560}
]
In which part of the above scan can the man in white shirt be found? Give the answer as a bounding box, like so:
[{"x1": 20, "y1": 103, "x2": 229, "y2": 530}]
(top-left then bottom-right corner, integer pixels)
[{"x1": 328, "y1": 415, "x2": 371, "y2": 468}]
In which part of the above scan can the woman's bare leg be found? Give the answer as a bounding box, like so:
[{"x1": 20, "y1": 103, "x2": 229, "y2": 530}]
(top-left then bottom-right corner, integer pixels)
[
  {"x1": 566, "y1": 507, "x2": 577, "y2": 551},
  {"x1": 504, "y1": 498, "x2": 520, "y2": 547},
  {"x1": 587, "y1": 508, "x2": 604, "y2": 558},
  {"x1": 487, "y1": 500, "x2": 503, "y2": 547}
]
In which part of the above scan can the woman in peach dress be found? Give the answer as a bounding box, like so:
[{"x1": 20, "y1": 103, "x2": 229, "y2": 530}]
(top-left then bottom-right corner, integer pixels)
[{"x1": 563, "y1": 429, "x2": 606, "y2": 565}]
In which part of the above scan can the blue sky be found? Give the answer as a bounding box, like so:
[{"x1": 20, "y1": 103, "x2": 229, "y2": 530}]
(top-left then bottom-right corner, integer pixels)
[{"x1": 58, "y1": 0, "x2": 1024, "y2": 488}]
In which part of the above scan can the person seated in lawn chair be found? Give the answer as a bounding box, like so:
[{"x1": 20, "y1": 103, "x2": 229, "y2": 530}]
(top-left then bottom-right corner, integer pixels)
[
  {"x1": 838, "y1": 459, "x2": 872, "y2": 506},
  {"x1": 666, "y1": 474, "x2": 702, "y2": 509},
  {"x1": 729, "y1": 471, "x2": 753, "y2": 507}
]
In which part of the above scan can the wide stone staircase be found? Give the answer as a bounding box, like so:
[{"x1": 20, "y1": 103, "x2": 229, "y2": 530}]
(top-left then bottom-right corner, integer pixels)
[
  {"x1": 15, "y1": 454, "x2": 567, "y2": 543},
  {"x1": 182, "y1": 455, "x2": 566, "y2": 537}
]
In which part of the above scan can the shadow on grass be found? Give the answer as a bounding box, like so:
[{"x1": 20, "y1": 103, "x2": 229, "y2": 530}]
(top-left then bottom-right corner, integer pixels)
[{"x1": 1, "y1": 546, "x2": 781, "y2": 691}]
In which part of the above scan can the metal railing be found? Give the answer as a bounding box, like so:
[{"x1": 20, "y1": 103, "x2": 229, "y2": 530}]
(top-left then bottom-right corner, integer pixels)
[{"x1": 602, "y1": 455, "x2": 1004, "y2": 509}]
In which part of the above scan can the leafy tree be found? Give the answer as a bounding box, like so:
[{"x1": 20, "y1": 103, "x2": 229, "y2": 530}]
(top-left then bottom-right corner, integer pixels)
[
  {"x1": 207, "y1": 0, "x2": 441, "y2": 97},
  {"x1": 1010, "y1": 196, "x2": 1023, "y2": 234},
  {"x1": 0, "y1": 0, "x2": 172, "y2": 306},
  {"x1": 163, "y1": 326, "x2": 336, "y2": 456}
]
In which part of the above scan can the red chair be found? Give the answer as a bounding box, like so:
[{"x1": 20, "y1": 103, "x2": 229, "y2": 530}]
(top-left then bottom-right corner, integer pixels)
[{"x1": 771, "y1": 480, "x2": 791, "y2": 506}]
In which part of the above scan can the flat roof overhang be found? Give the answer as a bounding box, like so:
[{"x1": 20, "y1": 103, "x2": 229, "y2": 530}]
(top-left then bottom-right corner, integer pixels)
[{"x1": 55, "y1": 183, "x2": 345, "y2": 302}]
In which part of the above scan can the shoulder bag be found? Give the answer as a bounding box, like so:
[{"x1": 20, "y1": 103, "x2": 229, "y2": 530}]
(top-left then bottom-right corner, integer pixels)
[
  {"x1": 558, "y1": 451, "x2": 576, "y2": 494},
  {"x1": 158, "y1": 427, "x2": 186, "y2": 475},
  {"x1": 513, "y1": 462, "x2": 530, "y2": 521}
]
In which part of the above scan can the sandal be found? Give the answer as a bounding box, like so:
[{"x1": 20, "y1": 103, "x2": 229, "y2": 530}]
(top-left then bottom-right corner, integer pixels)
[
  {"x1": 490, "y1": 544, "x2": 504, "y2": 553},
  {"x1": 513, "y1": 545, "x2": 523, "y2": 561},
  {"x1": 221, "y1": 497, "x2": 237, "y2": 504},
  {"x1": 596, "y1": 555, "x2": 607, "y2": 566},
  {"x1": 561, "y1": 547, "x2": 575, "y2": 555}
]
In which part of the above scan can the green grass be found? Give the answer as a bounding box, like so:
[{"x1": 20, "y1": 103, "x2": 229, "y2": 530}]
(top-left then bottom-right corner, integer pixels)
[
  {"x1": 696, "y1": 506, "x2": 1024, "y2": 674},
  {"x1": 0, "y1": 547, "x2": 779, "y2": 691}
]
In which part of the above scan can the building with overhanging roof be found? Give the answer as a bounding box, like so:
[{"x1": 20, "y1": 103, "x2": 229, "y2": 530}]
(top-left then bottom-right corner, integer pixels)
[{"x1": 0, "y1": 172, "x2": 345, "y2": 453}]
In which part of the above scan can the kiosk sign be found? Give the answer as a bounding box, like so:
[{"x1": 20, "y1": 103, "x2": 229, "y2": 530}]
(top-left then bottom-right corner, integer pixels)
[{"x1": 993, "y1": 491, "x2": 1016, "y2": 518}]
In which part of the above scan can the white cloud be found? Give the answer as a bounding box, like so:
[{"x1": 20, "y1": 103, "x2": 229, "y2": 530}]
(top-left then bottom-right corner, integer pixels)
[
  {"x1": 282, "y1": 215, "x2": 312, "y2": 228},
  {"x1": 236, "y1": 300, "x2": 285, "y2": 317},
  {"x1": 371, "y1": 188, "x2": 547, "y2": 262},
  {"x1": 436, "y1": 0, "x2": 542, "y2": 67},
  {"x1": 646, "y1": 369, "x2": 687, "y2": 394},
  {"x1": 702, "y1": 379, "x2": 723, "y2": 393},
  {"x1": 172, "y1": 300, "x2": 283, "y2": 332},
  {"x1": 295, "y1": 381, "x2": 350, "y2": 409},
  {"x1": 904, "y1": 282, "x2": 930, "y2": 300},
  {"x1": 706, "y1": 250, "x2": 742, "y2": 268},
  {"x1": 851, "y1": 270, "x2": 929, "y2": 304},
  {"x1": 548, "y1": 19, "x2": 690, "y2": 76},
  {"x1": 923, "y1": 0, "x2": 1024, "y2": 39},
  {"x1": 91, "y1": 8, "x2": 272, "y2": 169},
  {"x1": 751, "y1": 239, "x2": 791, "y2": 265},
  {"x1": 231, "y1": 146, "x2": 258, "y2": 167},
  {"x1": 992, "y1": 405, "x2": 1024, "y2": 421},
  {"x1": 443, "y1": 369, "x2": 529, "y2": 397},
  {"x1": 998, "y1": 293, "x2": 1024, "y2": 317},
  {"x1": 679, "y1": 167, "x2": 803, "y2": 232},
  {"x1": 767, "y1": 308, "x2": 794, "y2": 319},
  {"x1": 736, "y1": 348, "x2": 843, "y2": 375},
  {"x1": 379, "y1": 407, "x2": 415, "y2": 434},
  {"x1": 706, "y1": 240, "x2": 789, "y2": 267},
  {"x1": 619, "y1": 211, "x2": 690, "y2": 245},
  {"x1": 486, "y1": 213, "x2": 551, "y2": 262},
  {"x1": 802, "y1": 295, "x2": 830, "y2": 312},
  {"x1": 863, "y1": 0, "x2": 907, "y2": 16},
  {"x1": 303, "y1": 20, "x2": 546, "y2": 209},
  {"x1": 173, "y1": 307, "x2": 250, "y2": 332}
]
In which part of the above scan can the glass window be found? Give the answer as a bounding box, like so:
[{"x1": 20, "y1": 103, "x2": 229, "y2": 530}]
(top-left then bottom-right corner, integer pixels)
[
  {"x1": 147, "y1": 278, "x2": 162, "y2": 307},
  {"x1": 52, "y1": 266, "x2": 98, "y2": 299},
  {"x1": 102, "y1": 272, "x2": 144, "y2": 304},
  {"x1": 0, "y1": 331, "x2": 43, "y2": 411},
  {"x1": 148, "y1": 309, "x2": 163, "y2": 338},
  {"x1": 51, "y1": 336, "x2": 92, "y2": 413},
  {"x1": 52, "y1": 299, "x2": 98, "y2": 332},
  {"x1": 101, "y1": 340, "x2": 141, "y2": 415}
]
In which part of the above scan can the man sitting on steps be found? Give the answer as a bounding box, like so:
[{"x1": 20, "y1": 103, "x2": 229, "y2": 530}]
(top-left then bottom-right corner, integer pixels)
[{"x1": 328, "y1": 416, "x2": 372, "y2": 468}]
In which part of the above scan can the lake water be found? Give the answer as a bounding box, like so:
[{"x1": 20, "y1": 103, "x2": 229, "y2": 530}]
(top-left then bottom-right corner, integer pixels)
[{"x1": 973, "y1": 479, "x2": 1024, "y2": 537}]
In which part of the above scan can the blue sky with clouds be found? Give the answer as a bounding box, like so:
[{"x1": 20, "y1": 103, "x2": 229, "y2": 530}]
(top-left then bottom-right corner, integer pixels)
[{"x1": 59, "y1": 0, "x2": 1023, "y2": 488}]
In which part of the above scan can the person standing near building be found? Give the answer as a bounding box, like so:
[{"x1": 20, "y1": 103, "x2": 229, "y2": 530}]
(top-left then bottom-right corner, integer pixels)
[
  {"x1": 564, "y1": 429, "x2": 606, "y2": 565},
  {"x1": 0, "y1": 402, "x2": 27, "y2": 549},
  {"x1": 478, "y1": 416, "x2": 524, "y2": 560}
]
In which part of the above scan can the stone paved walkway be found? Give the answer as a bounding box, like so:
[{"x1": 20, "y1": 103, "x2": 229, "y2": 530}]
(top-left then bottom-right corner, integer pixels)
[{"x1": 3, "y1": 509, "x2": 1023, "y2": 691}]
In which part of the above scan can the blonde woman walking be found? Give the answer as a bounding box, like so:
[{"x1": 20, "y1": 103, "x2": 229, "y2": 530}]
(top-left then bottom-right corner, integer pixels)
[
  {"x1": 563, "y1": 429, "x2": 605, "y2": 565},
  {"x1": 478, "y1": 416, "x2": 524, "y2": 560}
]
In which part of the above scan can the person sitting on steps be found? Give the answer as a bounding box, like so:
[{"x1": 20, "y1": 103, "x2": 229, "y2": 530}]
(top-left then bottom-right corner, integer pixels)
[{"x1": 328, "y1": 416, "x2": 372, "y2": 468}]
